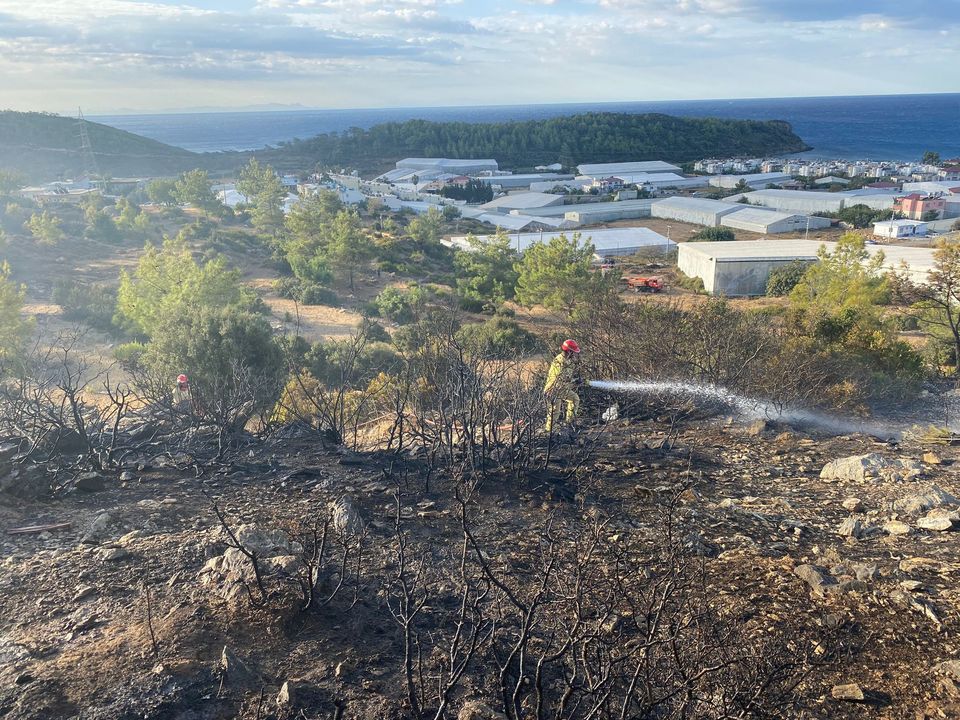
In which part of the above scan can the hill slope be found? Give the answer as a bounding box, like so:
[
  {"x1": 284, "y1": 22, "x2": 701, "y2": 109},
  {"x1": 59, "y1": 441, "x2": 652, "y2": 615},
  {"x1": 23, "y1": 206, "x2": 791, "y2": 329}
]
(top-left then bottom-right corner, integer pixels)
[
  {"x1": 0, "y1": 111, "x2": 201, "y2": 181},
  {"x1": 0, "y1": 110, "x2": 810, "y2": 181},
  {"x1": 255, "y1": 112, "x2": 810, "y2": 173}
]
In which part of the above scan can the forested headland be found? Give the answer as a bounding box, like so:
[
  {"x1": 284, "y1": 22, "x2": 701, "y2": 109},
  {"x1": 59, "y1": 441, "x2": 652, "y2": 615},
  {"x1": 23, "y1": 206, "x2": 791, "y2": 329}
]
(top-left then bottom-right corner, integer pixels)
[
  {"x1": 0, "y1": 110, "x2": 809, "y2": 181},
  {"x1": 256, "y1": 112, "x2": 810, "y2": 173}
]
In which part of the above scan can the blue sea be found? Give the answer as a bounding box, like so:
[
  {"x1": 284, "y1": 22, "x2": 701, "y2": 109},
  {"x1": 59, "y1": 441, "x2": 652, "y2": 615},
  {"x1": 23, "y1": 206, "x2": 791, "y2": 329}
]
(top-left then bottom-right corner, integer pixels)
[{"x1": 93, "y1": 93, "x2": 960, "y2": 162}]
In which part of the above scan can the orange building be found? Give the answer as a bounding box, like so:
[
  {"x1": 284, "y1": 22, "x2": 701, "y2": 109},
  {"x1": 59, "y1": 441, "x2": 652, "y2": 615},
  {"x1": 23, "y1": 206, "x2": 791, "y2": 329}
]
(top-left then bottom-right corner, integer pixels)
[{"x1": 895, "y1": 193, "x2": 946, "y2": 220}]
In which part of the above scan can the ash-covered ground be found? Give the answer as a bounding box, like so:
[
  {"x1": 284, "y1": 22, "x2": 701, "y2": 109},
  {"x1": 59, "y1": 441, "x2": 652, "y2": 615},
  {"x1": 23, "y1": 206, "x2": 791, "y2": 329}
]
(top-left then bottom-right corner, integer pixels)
[{"x1": 2, "y1": 413, "x2": 960, "y2": 719}]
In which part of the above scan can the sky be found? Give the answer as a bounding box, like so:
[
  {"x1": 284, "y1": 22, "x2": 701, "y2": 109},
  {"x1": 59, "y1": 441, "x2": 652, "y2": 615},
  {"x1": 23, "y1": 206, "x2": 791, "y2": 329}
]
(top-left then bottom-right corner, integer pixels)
[{"x1": 0, "y1": 0, "x2": 957, "y2": 113}]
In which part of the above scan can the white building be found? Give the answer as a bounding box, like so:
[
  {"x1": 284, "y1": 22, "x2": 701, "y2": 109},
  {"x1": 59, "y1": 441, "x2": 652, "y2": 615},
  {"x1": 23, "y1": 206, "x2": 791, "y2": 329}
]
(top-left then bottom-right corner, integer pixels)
[
  {"x1": 474, "y1": 173, "x2": 574, "y2": 190},
  {"x1": 479, "y1": 192, "x2": 565, "y2": 213},
  {"x1": 707, "y1": 172, "x2": 792, "y2": 190},
  {"x1": 651, "y1": 197, "x2": 746, "y2": 227},
  {"x1": 446, "y1": 227, "x2": 675, "y2": 259},
  {"x1": 617, "y1": 172, "x2": 709, "y2": 190},
  {"x1": 873, "y1": 219, "x2": 928, "y2": 239},
  {"x1": 395, "y1": 158, "x2": 498, "y2": 175},
  {"x1": 577, "y1": 160, "x2": 681, "y2": 178},
  {"x1": 510, "y1": 198, "x2": 653, "y2": 220},
  {"x1": 678, "y1": 239, "x2": 936, "y2": 296},
  {"x1": 720, "y1": 208, "x2": 832, "y2": 235}
]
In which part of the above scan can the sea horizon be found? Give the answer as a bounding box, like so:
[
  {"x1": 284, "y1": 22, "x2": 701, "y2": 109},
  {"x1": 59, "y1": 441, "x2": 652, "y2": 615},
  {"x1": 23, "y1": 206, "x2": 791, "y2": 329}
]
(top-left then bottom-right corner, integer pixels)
[{"x1": 92, "y1": 92, "x2": 960, "y2": 163}]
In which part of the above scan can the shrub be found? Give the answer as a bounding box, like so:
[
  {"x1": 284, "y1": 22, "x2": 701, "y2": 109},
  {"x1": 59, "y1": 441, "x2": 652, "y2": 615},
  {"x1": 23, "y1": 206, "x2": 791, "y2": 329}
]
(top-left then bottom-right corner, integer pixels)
[
  {"x1": 766, "y1": 260, "x2": 811, "y2": 297},
  {"x1": 375, "y1": 286, "x2": 425, "y2": 325},
  {"x1": 455, "y1": 317, "x2": 544, "y2": 359},
  {"x1": 299, "y1": 284, "x2": 339, "y2": 306},
  {"x1": 674, "y1": 271, "x2": 705, "y2": 294},
  {"x1": 51, "y1": 280, "x2": 119, "y2": 334},
  {"x1": 690, "y1": 227, "x2": 735, "y2": 242},
  {"x1": 307, "y1": 340, "x2": 402, "y2": 389}
]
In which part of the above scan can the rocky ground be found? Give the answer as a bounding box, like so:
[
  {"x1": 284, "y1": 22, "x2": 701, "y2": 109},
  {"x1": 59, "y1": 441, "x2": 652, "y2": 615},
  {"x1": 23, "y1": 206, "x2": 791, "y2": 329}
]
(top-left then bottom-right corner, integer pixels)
[{"x1": 2, "y1": 415, "x2": 960, "y2": 719}]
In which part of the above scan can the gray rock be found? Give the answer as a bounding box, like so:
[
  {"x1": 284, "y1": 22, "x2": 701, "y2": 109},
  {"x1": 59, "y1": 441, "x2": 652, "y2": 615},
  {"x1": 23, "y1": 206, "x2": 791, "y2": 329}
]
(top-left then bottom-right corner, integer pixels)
[
  {"x1": 100, "y1": 548, "x2": 129, "y2": 562},
  {"x1": 220, "y1": 646, "x2": 252, "y2": 682},
  {"x1": 794, "y1": 564, "x2": 837, "y2": 594},
  {"x1": 918, "y1": 514, "x2": 957, "y2": 532},
  {"x1": 893, "y1": 485, "x2": 958, "y2": 516},
  {"x1": 851, "y1": 563, "x2": 879, "y2": 582},
  {"x1": 75, "y1": 472, "x2": 105, "y2": 492},
  {"x1": 831, "y1": 683, "x2": 865, "y2": 702},
  {"x1": 72, "y1": 585, "x2": 96, "y2": 602},
  {"x1": 81, "y1": 512, "x2": 114, "y2": 544},
  {"x1": 119, "y1": 471, "x2": 136, "y2": 483},
  {"x1": 883, "y1": 520, "x2": 912, "y2": 536},
  {"x1": 458, "y1": 701, "x2": 509, "y2": 720},
  {"x1": 841, "y1": 498, "x2": 864, "y2": 513},
  {"x1": 329, "y1": 496, "x2": 365, "y2": 537},
  {"x1": 820, "y1": 454, "x2": 922, "y2": 483},
  {"x1": 837, "y1": 517, "x2": 864, "y2": 539},
  {"x1": 277, "y1": 680, "x2": 296, "y2": 707}
]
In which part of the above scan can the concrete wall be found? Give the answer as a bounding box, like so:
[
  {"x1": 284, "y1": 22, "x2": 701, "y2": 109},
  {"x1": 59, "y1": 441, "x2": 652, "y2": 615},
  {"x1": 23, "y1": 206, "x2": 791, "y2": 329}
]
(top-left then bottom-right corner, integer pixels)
[
  {"x1": 651, "y1": 199, "x2": 743, "y2": 227},
  {"x1": 712, "y1": 259, "x2": 807, "y2": 296},
  {"x1": 678, "y1": 245, "x2": 815, "y2": 296},
  {"x1": 564, "y1": 205, "x2": 652, "y2": 224},
  {"x1": 721, "y1": 213, "x2": 831, "y2": 234},
  {"x1": 677, "y1": 245, "x2": 718, "y2": 293}
]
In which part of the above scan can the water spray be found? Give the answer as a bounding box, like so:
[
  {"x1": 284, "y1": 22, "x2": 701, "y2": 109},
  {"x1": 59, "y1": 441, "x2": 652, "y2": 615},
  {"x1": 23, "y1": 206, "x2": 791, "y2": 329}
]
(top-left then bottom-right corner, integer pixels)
[{"x1": 587, "y1": 379, "x2": 903, "y2": 440}]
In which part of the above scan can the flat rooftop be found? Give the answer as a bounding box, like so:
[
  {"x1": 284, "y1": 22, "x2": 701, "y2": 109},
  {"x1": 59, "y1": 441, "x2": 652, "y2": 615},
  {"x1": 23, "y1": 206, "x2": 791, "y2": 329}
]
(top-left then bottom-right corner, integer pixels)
[
  {"x1": 578, "y1": 161, "x2": 681, "y2": 176},
  {"x1": 652, "y1": 196, "x2": 745, "y2": 213},
  {"x1": 679, "y1": 239, "x2": 936, "y2": 279},
  {"x1": 511, "y1": 198, "x2": 654, "y2": 217},
  {"x1": 447, "y1": 227, "x2": 674, "y2": 254}
]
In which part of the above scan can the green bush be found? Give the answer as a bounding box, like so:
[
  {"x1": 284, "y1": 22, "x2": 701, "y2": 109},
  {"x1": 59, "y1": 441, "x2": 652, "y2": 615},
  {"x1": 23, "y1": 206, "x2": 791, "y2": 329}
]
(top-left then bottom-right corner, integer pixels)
[
  {"x1": 690, "y1": 227, "x2": 735, "y2": 242},
  {"x1": 273, "y1": 277, "x2": 339, "y2": 306},
  {"x1": 674, "y1": 271, "x2": 705, "y2": 294},
  {"x1": 455, "y1": 317, "x2": 544, "y2": 359},
  {"x1": 375, "y1": 286, "x2": 425, "y2": 325},
  {"x1": 299, "y1": 284, "x2": 339, "y2": 306},
  {"x1": 52, "y1": 280, "x2": 119, "y2": 334},
  {"x1": 307, "y1": 340, "x2": 402, "y2": 389},
  {"x1": 766, "y1": 260, "x2": 811, "y2": 297}
]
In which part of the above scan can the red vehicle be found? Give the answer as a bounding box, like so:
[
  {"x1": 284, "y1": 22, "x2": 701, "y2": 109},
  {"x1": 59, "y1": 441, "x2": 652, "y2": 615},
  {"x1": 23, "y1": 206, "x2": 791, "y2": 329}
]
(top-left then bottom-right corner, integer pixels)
[{"x1": 623, "y1": 276, "x2": 664, "y2": 293}]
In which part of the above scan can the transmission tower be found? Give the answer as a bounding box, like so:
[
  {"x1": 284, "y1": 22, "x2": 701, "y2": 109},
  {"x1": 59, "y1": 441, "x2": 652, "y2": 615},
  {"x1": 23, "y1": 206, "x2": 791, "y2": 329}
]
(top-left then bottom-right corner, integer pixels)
[{"x1": 76, "y1": 107, "x2": 101, "y2": 182}]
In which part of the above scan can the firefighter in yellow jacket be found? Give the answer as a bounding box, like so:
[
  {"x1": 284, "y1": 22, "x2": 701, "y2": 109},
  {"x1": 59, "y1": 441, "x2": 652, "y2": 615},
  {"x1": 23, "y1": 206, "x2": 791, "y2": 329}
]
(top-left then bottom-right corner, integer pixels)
[{"x1": 544, "y1": 339, "x2": 582, "y2": 432}]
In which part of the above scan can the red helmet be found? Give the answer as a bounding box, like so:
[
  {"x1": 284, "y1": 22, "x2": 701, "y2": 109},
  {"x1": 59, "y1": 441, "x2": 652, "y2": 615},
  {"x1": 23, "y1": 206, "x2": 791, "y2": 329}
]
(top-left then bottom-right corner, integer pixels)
[
  {"x1": 177, "y1": 374, "x2": 189, "y2": 384},
  {"x1": 561, "y1": 339, "x2": 581, "y2": 354}
]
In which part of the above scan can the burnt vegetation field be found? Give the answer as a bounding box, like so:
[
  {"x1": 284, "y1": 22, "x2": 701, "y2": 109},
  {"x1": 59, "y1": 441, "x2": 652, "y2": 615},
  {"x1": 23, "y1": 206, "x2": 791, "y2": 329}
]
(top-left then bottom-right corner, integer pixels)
[{"x1": 3, "y1": 162, "x2": 960, "y2": 719}]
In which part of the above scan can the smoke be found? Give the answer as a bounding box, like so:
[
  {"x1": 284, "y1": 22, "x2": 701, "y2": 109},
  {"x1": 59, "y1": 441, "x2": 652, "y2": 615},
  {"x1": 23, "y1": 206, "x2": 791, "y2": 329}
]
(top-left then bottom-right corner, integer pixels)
[{"x1": 588, "y1": 379, "x2": 904, "y2": 440}]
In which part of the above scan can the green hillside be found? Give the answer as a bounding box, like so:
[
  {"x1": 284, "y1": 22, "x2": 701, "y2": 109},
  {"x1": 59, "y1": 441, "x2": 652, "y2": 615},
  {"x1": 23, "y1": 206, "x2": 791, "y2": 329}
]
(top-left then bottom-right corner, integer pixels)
[
  {"x1": 255, "y1": 112, "x2": 811, "y2": 173},
  {"x1": 0, "y1": 111, "x2": 202, "y2": 181},
  {"x1": 0, "y1": 110, "x2": 810, "y2": 182}
]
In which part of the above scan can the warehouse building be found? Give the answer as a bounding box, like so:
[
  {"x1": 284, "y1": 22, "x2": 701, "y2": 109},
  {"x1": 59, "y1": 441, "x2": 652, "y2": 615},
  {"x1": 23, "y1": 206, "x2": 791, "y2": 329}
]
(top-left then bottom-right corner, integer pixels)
[
  {"x1": 396, "y1": 158, "x2": 498, "y2": 174},
  {"x1": 474, "y1": 173, "x2": 574, "y2": 189},
  {"x1": 578, "y1": 161, "x2": 681, "y2": 177},
  {"x1": 446, "y1": 227, "x2": 675, "y2": 259},
  {"x1": 563, "y1": 202, "x2": 658, "y2": 225},
  {"x1": 720, "y1": 208, "x2": 832, "y2": 234},
  {"x1": 728, "y1": 190, "x2": 846, "y2": 214},
  {"x1": 480, "y1": 192, "x2": 565, "y2": 213},
  {"x1": 707, "y1": 172, "x2": 792, "y2": 190},
  {"x1": 678, "y1": 240, "x2": 935, "y2": 296},
  {"x1": 728, "y1": 188, "x2": 901, "y2": 214},
  {"x1": 651, "y1": 197, "x2": 746, "y2": 226},
  {"x1": 615, "y1": 172, "x2": 709, "y2": 190},
  {"x1": 511, "y1": 198, "x2": 654, "y2": 221}
]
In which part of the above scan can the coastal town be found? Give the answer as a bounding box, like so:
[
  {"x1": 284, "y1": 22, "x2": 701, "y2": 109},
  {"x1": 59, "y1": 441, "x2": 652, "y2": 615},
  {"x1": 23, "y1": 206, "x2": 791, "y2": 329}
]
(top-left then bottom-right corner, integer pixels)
[{"x1": 15, "y1": 146, "x2": 960, "y2": 300}]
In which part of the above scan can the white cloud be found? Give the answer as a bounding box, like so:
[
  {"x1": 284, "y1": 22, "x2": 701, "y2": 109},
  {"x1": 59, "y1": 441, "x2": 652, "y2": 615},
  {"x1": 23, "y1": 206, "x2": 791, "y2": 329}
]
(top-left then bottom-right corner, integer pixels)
[{"x1": 0, "y1": 0, "x2": 954, "y2": 112}]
